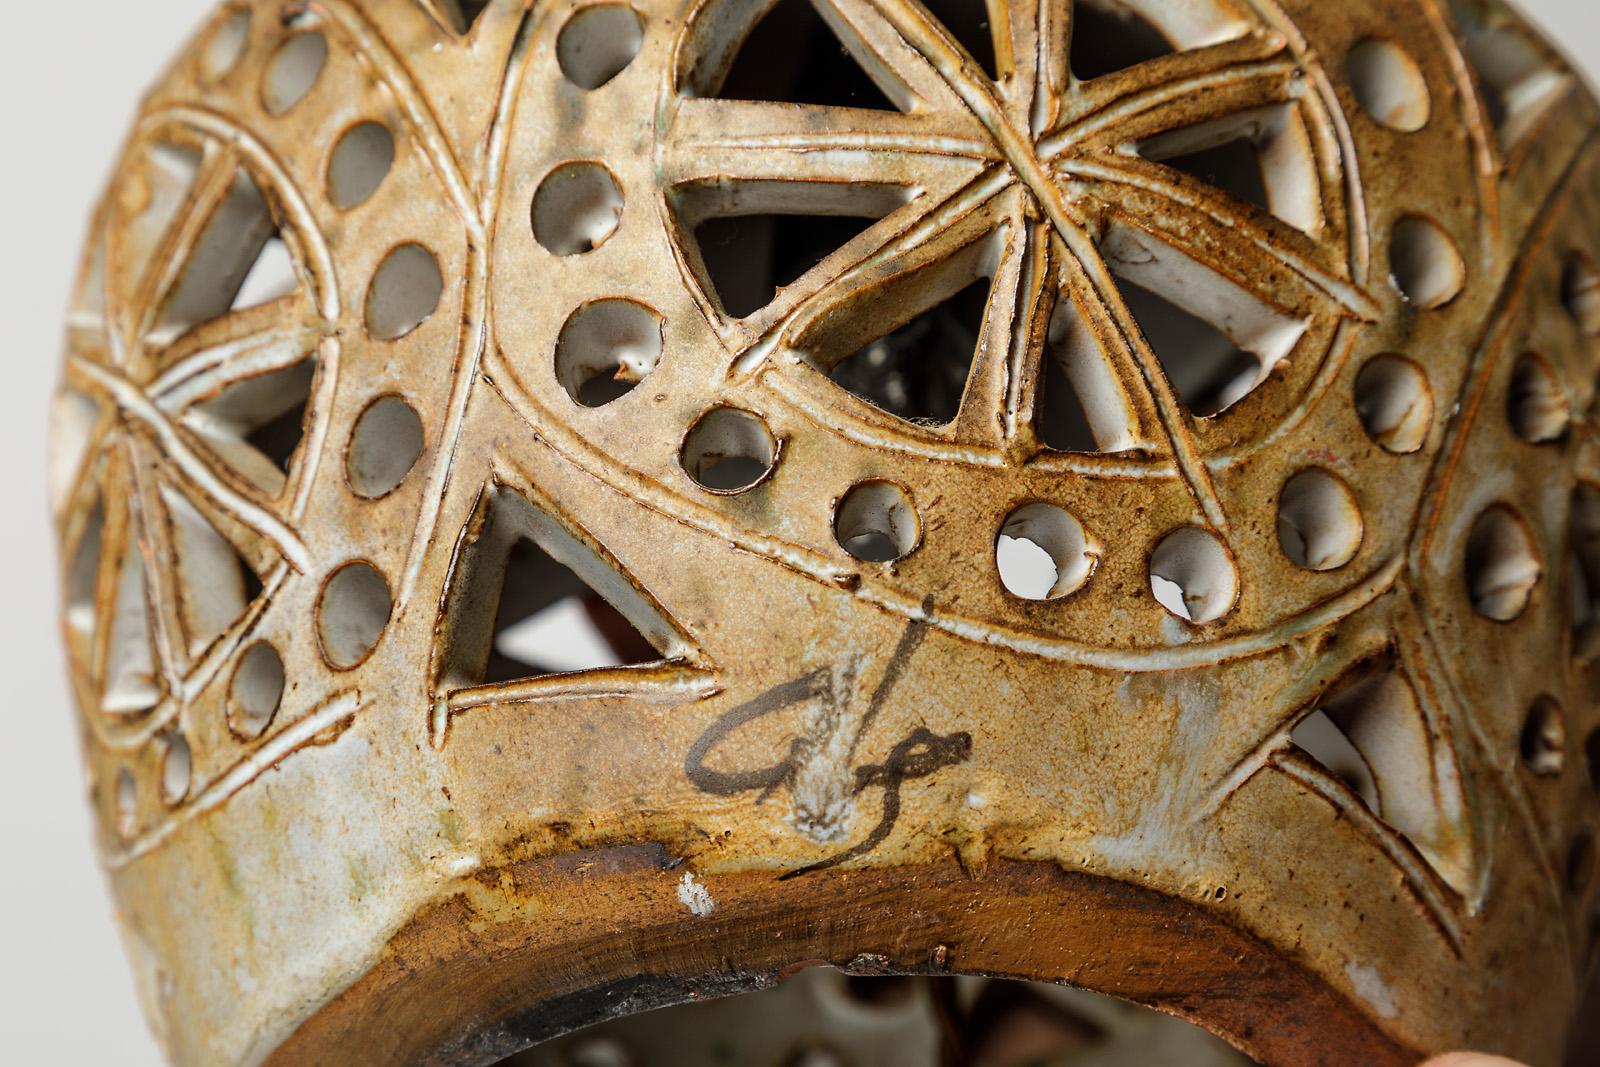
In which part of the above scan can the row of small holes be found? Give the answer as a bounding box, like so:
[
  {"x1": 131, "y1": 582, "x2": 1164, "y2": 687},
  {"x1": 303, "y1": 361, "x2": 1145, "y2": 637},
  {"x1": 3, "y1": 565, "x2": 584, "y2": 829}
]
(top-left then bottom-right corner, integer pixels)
[
  {"x1": 252, "y1": 12, "x2": 419, "y2": 673},
  {"x1": 531, "y1": 5, "x2": 645, "y2": 253},
  {"x1": 1346, "y1": 39, "x2": 1467, "y2": 308},
  {"x1": 627, "y1": 34, "x2": 1422, "y2": 615},
  {"x1": 116, "y1": 3, "x2": 522, "y2": 835},
  {"x1": 663, "y1": 389, "x2": 1364, "y2": 616},
  {"x1": 1463, "y1": 250, "x2": 1600, "y2": 624},
  {"x1": 204, "y1": 9, "x2": 424, "y2": 352},
  {"x1": 158, "y1": 11, "x2": 423, "y2": 815},
  {"x1": 298, "y1": 2, "x2": 654, "y2": 685},
  {"x1": 1342, "y1": 39, "x2": 1569, "y2": 645},
  {"x1": 1494, "y1": 249, "x2": 1597, "y2": 901},
  {"x1": 1345, "y1": 37, "x2": 1462, "y2": 475}
]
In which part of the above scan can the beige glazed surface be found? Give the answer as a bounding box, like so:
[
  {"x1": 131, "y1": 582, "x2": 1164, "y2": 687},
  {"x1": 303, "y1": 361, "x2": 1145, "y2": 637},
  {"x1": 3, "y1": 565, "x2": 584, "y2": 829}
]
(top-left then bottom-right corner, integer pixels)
[{"x1": 47, "y1": 0, "x2": 1600, "y2": 1062}]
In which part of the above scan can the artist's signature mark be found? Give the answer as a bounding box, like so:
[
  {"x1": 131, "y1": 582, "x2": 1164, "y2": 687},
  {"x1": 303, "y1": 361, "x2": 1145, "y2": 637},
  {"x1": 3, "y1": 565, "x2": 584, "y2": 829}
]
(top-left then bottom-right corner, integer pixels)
[{"x1": 685, "y1": 603, "x2": 972, "y2": 878}]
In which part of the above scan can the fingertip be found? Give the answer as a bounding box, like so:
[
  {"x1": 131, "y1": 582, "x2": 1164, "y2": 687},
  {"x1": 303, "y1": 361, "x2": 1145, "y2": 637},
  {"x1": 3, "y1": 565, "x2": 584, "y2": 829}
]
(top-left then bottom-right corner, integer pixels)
[{"x1": 1420, "y1": 1053, "x2": 1529, "y2": 1067}]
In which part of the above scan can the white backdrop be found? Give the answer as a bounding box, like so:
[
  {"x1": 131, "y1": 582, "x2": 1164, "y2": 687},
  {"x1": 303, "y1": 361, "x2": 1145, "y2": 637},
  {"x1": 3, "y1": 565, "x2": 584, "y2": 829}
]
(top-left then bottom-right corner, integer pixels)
[{"x1": 2, "y1": 2, "x2": 1598, "y2": 1062}]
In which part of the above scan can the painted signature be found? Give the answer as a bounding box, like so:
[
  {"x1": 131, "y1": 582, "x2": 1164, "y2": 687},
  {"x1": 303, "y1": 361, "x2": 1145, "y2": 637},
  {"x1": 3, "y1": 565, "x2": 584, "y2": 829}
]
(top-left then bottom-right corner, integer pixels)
[{"x1": 684, "y1": 602, "x2": 972, "y2": 878}]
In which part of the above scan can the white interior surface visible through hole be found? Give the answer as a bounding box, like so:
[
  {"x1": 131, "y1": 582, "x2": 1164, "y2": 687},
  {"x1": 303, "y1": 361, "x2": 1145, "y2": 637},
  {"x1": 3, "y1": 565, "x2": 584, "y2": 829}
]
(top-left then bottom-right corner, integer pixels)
[
  {"x1": 262, "y1": 32, "x2": 328, "y2": 115},
  {"x1": 232, "y1": 236, "x2": 299, "y2": 310},
  {"x1": 1101, "y1": 220, "x2": 1309, "y2": 391},
  {"x1": 346, "y1": 395, "x2": 424, "y2": 497},
  {"x1": 1345, "y1": 38, "x2": 1432, "y2": 133},
  {"x1": 554, "y1": 298, "x2": 663, "y2": 405},
  {"x1": 230, "y1": 642, "x2": 286, "y2": 739},
  {"x1": 1149, "y1": 526, "x2": 1238, "y2": 624},
  {"x1": 1134, "y1": 103, "x2": 1324, "y2": 234},
  {"x1": 327, "y1": 122, "x2": 395, "y2": 210},
  {"x1": 494, "y1": 596, "x2": 626, "y2": 673},
  {"x1": 557, "y1": 4, "x2": 646, "y2": 90},
  {"x1": 995, "y1": 503, "x2": 1097, "y2": 600},
  {"x1": 316, "y1": 562, "x2": 392, "y2": 668},
  {"x1": 532, "y1": 161, "x2": 625, "y2": 256},
  {"x1": 201, "y1": 8, "x2": 251, "y2": 82},
  {"x1": 366, "y1": 243, "x2": 442, "y2": 340},
  {"x1": 1354, "y1": 354, "x2": 1433, "y2": 454}
]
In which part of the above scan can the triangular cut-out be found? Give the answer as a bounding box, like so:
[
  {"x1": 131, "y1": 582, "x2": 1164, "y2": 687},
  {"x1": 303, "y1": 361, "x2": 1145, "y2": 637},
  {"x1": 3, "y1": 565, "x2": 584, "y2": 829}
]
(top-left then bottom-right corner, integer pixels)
[
  {"x1": 1458, "y1": 17, "x2": 1569, "y2": 147},
  {"x1": 1037, "y1": 298, "x2": 1136, "y2": 453},
  {"x1": 1070, "y1": 0, "x2": 1174, "y2": 82},
  {"x1": 436, "y1": 487, "x2": 684, "y2": 693},
  {"x1": 1136, "y1": 106, "x2": 1324, "y2": 235},
  {"x1": 920, "y1": 0, "x2": 998, "y2": 81},
  {"x1": 715, "y1": 0, "x2": 899, "y2": 110},
  {"x1": 162, "y1": 486, "x2": 265, "y2": 656},
  {"x1": 695, "y1": 213, "x2": 886, "y2": 319},
  {"x1": 66, "y1": 494, "x2": 106, "y2": 637},
  {"x1": 244, "y1": 390, "x2": 311, "y2": 475},
  {"x1": 1111, "y1": 274, "x2": 1261, "y2": 418},
  {"x1": 436, "y1": 0, "x2": 491, "y2": 34},
  {"x1": 1148, "y1": 136, "x2": 1270, "y2": 215},
  {"x1": 158, "y1": 165, "x2": 277, "y2": 336},
  {"x1": 103, "y1": 546, "x2": 161, "y2": 716},
  {"x1": 1288, "y1": 654, "x2": 1469, "y2": 888},
  {"x1": 186, "y1": 358, "x2": 315, "y2": 494},
  {"x1": 1290, "y1": 708, "x2": 1379, "y2": 809},
  {"x1": 829, "y1": 276, "x2": 990, "y2": 427},
  {"x1": 1036, "y1": 346, "x2": 1099, "y2": 453},
  {"x1": 487, "y1": 540, "x2": 659, "y2": 682},
  {"x1": 121, "y1": 143, "x2": 203, "y2": 299},
  {"x1": 232, "y1": 234, "x2": 300, "y2": 311}
]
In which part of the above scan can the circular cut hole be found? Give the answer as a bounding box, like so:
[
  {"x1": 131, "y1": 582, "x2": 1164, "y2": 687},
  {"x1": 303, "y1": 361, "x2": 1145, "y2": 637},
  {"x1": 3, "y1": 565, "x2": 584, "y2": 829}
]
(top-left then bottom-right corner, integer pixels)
[
  {"x1": 834, "y1": 481, "x2": 920, "y2": 563},
  {"x1": 1390, "y1": 215, "x2": 1465, "y2": 309},
  {"x1": 995, "y1": 503, "x2": 1098, "y2": 600},
  {"x1": 317, "y1": 561, "x2": 393, "y2": 669},
  {"x1": 1277, "y1": 469, "x2": 1364, "y2": 572},
  {"x1": 1507, "y1": 353, "x2": 1569, "y2": 443},
  {"x1": 1149, "y1": 526, "x2": 1238, "y2": 624},
  {"x1": 1354, "y1": 354, "x2": 1433, "y2": 453},
  {"x1": 1346, "y1": 38, "x2": 1431, "y2": 132},
  {"x1": 1520, "y1": 696, "x2": 1566, "y2": 777},
  {"x1": 681, "y1": 408, "x2": 777, "y2": 493},
  {"x1": 346, "y1": 396, "x2": 424, "y2": 497},
  {"x1": 366, "y1": 244, "x2": 442, "y2": 340},
  {"x1": 1563, "y1": 253, "x2": 1600, "y2": 335},
  {"x1": 229, "y1": 642, "x2": 286, "y2": 740},
  {"x1": 555, "y1": 299, "x2": 663, "y2": 406},
  {"x1": 532, "y1": 162, "x2": 624, "y2": 256},
  {"x1": 160, "y1": 732, "x2": 192, "y2": 805},
  {"x1": 327, "y1": 122, "x2": 395, "y2": 210},
  {"x1": 558, "y1": 5, "x2": 646, "y2": 89},
  {"x1": 115, "y1": 768, "x2": 138, "y2": 837},
  {"x1": 262, "y1": 31, "x2": 328, "y2": 115},
  {"x1": 202, "y1": 8, "x2": 251, "y2": 81},
  {"x1": 1465, "y1": 505, "x2": 1542, "y2": 621}
]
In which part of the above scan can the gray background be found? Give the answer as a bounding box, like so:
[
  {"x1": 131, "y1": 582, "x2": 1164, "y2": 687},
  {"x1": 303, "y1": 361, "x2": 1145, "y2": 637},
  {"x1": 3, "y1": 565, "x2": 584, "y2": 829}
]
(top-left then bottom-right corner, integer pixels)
[{"x1": 1, "y1": 1, "x2": 1597, "y2": 1061}]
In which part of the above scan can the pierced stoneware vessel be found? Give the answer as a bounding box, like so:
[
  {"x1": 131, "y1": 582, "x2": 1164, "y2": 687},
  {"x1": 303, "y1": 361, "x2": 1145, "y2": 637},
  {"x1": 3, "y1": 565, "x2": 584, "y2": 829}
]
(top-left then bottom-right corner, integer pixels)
[{"x1": 50, "y1": 0, "x2": 1600, "y2": 1063}]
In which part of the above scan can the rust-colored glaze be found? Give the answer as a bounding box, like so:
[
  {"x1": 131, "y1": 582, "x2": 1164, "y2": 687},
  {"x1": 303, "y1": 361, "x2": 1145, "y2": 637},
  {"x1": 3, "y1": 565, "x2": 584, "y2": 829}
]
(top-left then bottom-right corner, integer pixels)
[
  {"x1": 272, "y1": 849, "x2": 1420, "y2": 1066},
  {"x1": 46, "y1": 0, "x2": 1600, "y2": 1063}
]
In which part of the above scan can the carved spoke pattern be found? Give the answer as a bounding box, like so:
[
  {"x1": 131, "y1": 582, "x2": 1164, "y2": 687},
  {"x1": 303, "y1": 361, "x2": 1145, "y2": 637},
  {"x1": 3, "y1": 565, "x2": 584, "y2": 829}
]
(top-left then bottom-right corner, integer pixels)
[
  {"x1": 59, "y1": 122, "x2": 326, "y2": 736},
  {"x1": 662, "y1": 0, "x2": 1365, "y2": 525}
]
